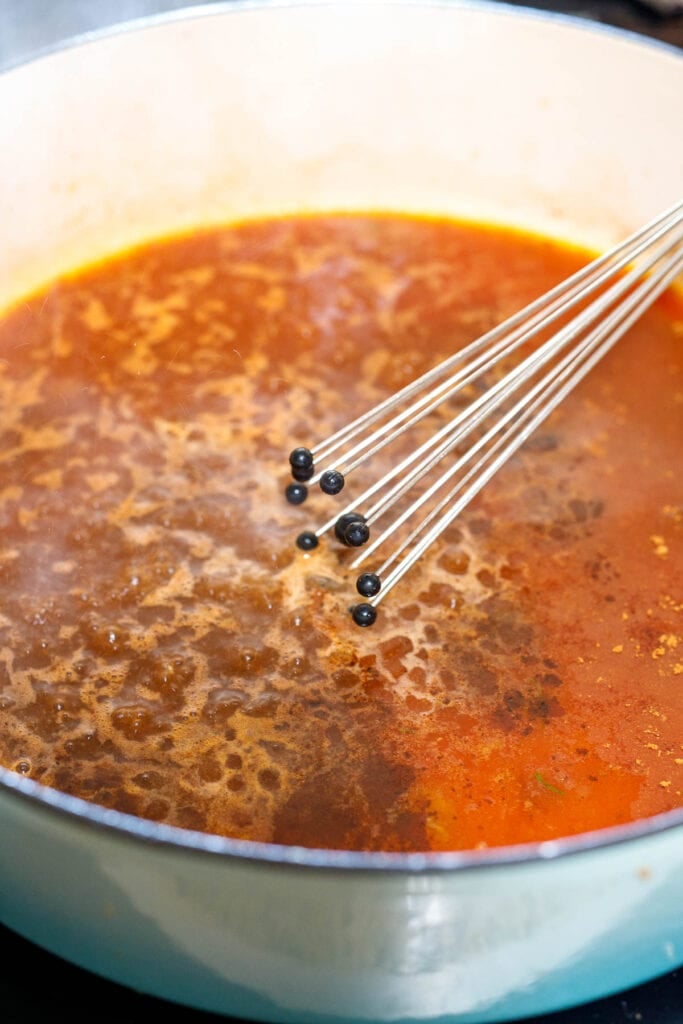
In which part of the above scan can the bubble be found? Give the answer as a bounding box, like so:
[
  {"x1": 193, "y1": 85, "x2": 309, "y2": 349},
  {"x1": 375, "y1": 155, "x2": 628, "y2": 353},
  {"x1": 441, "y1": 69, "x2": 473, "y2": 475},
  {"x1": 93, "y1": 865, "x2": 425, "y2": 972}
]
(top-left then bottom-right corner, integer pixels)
[{"x1": 258, "y1": 768, "x2": 280, "y2": 792}]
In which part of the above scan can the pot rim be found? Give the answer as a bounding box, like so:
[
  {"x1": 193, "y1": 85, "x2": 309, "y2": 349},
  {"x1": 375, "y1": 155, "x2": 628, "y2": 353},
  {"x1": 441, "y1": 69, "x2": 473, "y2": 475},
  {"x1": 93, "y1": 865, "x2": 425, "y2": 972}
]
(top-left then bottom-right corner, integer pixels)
[
  {"x1": 2, "y1": 0, "x2": 683, "y2": 76},
  {"x1": 3, "y1": 765, "x2": 683, "y2": 873},
  {"x1": 1, "y1": 0, "x2": 682, "y2": 875}
]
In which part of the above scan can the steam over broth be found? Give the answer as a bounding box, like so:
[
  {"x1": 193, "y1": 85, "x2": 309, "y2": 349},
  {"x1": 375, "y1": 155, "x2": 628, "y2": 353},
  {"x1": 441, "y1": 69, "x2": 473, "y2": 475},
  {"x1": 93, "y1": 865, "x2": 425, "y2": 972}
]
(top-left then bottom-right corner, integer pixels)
[{"x1": 0, "y1": 214, "x2": 681, "y2": 851}]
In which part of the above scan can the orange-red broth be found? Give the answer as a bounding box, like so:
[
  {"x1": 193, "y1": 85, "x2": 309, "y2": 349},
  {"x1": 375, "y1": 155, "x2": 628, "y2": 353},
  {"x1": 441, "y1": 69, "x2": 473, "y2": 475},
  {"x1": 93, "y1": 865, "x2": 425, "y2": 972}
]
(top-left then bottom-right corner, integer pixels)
[{"x1": 0, "y1": 214, "x2": 681, "y2": 852}]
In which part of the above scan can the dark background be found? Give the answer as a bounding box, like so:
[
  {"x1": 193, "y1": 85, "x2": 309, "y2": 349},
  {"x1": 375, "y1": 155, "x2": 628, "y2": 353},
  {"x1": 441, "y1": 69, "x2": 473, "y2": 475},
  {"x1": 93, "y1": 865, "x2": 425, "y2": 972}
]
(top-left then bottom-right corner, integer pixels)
[
  {"x1": 1, "y1": 1, "x2": 682, "y2": 1022},
  {"x1": 8, "y1": 921, "x2": 681, "y2": 1024}
]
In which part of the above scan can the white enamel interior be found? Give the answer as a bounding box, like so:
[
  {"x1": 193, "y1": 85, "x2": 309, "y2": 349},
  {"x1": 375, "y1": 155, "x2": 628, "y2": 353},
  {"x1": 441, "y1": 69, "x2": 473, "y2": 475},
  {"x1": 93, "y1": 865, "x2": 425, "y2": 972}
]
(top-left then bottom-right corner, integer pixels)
[{"x1": 1, "y1": 0, "x2": 682, "y2": 313}]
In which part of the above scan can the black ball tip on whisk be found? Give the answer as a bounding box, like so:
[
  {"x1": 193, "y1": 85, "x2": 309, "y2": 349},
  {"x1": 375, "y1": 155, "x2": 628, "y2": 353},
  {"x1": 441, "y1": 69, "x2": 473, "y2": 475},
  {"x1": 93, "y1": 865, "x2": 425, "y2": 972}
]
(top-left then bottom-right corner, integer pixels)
[
  {"x1": 334, "y1": 511, "x2": 367, "y2": 546},
  {"x1": 320, "y1": 469, "x2": 345, "y2": 495},
  {"x1": 351, "y1": 603, "x2": 377, "y2": 627},
  {"x1": 296, "y1": 530, "x2": 319, "y2": 551},
  {"x1": 356, "y1": 572, "x2": 381, "y2": 598},
  {"x1": 285, "y1": 482, "x2": 308, "y2": 505},
  {"x1": 343, "y1": 519, "x2": 369, "y2": 547},
  {"x1": 289, "y1": 447, "x2": 314, "y2": 482}
]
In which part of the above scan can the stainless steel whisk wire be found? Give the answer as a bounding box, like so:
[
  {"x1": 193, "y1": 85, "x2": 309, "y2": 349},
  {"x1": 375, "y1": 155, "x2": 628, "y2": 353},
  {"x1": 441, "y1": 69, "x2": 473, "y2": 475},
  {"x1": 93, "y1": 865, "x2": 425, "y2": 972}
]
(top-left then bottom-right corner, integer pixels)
[{"x1": 284, "y1": 200, "x2": 683, "y2": 626}]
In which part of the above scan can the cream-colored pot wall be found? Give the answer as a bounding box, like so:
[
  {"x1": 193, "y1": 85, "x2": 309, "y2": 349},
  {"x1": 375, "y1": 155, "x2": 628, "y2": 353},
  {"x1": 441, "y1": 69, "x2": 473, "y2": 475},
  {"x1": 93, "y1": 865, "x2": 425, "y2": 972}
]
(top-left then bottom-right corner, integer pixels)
[{"x1": 1, "y1": 1, "x2": 682, "y2": 311}]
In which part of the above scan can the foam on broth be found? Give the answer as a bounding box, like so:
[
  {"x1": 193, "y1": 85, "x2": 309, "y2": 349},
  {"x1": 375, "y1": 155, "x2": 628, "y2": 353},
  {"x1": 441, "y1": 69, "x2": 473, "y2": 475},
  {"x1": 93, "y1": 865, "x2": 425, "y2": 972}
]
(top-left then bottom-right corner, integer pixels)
[{"x1": 0, "y1": 213, "x2": 681, "y2": 851}]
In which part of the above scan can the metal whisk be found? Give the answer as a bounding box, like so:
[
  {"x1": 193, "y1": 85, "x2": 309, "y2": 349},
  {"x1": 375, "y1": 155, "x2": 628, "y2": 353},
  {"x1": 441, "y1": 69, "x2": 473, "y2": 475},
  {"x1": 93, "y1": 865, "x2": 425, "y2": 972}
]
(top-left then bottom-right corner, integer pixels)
[{"x1": 284, "y1": 200, "x2": 683, "y2": 626}]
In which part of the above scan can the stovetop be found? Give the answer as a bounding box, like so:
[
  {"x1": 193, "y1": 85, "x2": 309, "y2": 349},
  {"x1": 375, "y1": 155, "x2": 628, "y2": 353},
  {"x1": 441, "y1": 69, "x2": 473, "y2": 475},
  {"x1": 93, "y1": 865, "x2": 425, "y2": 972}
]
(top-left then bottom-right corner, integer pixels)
[{"x1": 1, "y1": 2, "x2": 682, "y2": 1022}]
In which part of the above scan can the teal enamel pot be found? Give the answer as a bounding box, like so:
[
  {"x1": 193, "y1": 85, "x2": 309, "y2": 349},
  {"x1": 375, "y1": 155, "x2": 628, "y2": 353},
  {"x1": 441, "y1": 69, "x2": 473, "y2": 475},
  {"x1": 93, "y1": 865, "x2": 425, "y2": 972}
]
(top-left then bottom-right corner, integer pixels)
[{"x1": 0, "y1": 2, "x2": 682, "y2": 1021}]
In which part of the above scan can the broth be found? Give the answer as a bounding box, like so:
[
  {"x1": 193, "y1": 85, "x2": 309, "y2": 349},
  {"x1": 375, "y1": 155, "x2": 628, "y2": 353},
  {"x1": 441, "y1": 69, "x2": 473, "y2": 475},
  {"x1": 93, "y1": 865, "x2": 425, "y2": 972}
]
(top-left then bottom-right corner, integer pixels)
[{"x1": 0, "y1": 213, "x2": 681, "y2": 851}]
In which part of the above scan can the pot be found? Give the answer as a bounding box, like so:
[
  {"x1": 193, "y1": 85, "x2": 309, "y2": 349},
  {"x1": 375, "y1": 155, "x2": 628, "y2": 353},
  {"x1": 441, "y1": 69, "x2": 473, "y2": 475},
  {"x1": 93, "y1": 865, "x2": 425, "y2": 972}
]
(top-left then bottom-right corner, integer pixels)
[{"x1": 0, "y1": 3, "x2": 682, "y2": 1021}]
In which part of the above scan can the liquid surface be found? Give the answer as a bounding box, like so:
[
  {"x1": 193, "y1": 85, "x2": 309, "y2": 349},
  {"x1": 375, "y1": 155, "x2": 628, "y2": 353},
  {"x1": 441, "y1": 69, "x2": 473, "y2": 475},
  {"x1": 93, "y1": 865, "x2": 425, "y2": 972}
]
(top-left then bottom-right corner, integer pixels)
[{"x1": 0, "y1": 214, "x2": 681, "y2": 851}]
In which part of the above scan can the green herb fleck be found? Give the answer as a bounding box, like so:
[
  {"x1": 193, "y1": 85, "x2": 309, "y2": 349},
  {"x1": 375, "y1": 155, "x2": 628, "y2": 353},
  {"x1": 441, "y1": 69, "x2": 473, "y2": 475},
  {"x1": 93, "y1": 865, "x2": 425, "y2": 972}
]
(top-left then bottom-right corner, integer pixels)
[{"x1": 534, "y1": 771, "x2": 564, "y2": 795}]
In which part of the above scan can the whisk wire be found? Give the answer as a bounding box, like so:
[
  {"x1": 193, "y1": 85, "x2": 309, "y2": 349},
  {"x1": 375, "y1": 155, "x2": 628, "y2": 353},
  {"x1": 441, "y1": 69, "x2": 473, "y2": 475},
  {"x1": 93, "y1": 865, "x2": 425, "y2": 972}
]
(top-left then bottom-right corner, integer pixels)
[
  {"x1": 306, "y1": 199, "x2": 683, "y2": 488},
  {"x1": 322, "y1": 211, "x2": 683, "y2": 534},
  {"x1": 286, "y1": 200, "x2": 683, "y2": 624},
  {"x1": 358, "y1": 237, "x2": 683, "y2": 597},
  {"x1": 357, "y1": 226, "x2": 683, "y2": 601}
]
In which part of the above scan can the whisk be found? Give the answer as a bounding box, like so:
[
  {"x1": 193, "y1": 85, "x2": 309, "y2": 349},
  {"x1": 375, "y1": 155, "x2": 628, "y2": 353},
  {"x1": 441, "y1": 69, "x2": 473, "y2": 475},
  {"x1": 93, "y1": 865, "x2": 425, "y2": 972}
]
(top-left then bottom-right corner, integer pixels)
[{"x1": 284, "y1": 200, "x2": 683, "y2": 626}]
